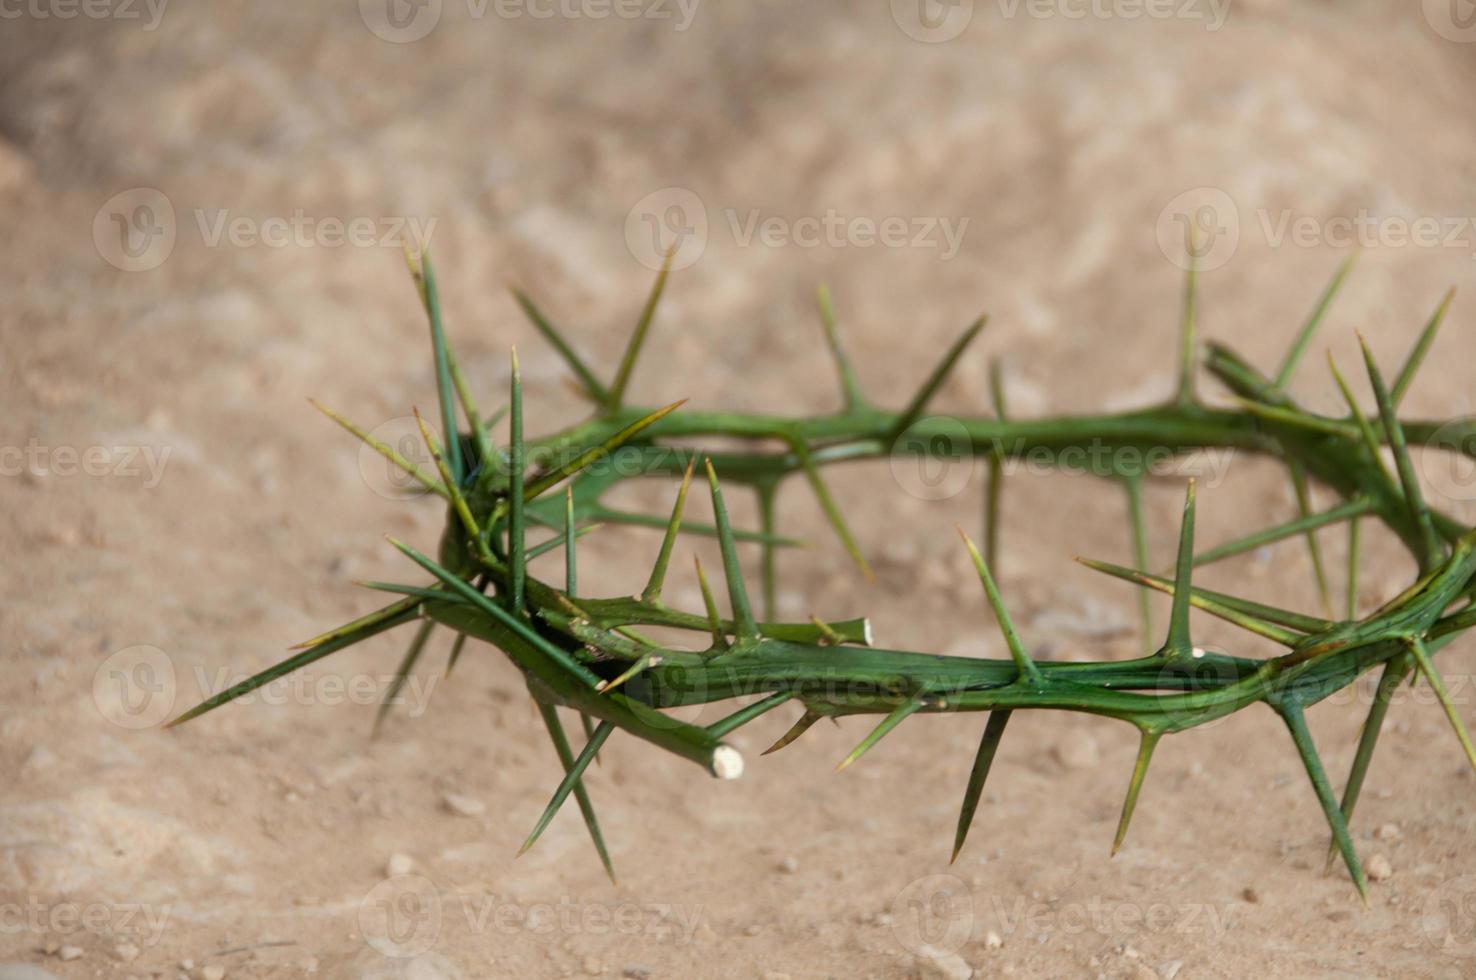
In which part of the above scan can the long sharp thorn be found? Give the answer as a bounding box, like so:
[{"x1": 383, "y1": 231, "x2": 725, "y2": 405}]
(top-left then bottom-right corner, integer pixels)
[
  {"x1": 1346, "y1": 515, "x2": 1362, "y2": 620},
  {"x1": 1280, "y1": 702, "x2": 1368, "y2": 904},
  {"x1": 1274, "y1": 252, "x2": 1357, "y2": 390},
  {"x1": 166, "y1": 601, "x2": 421, "y2": 728},
  {"x1": 413, "y1": 407, "x2": 489, "y2": 561},
  {"x1": 985, "y1": 357, "x2": 1008, "y2": 569},
  {"x1": 1359, "y1": 335, "x2": 1444, "y2": 571},
  {"x1": 509, "y1": 287, "x2": 610, "y2": 404},
  {"x1": 1176, "y1": 222, "x2": 1199, "y2": 408},
  {"x1": 527, "y1": 704, "x2": 616, "y2": 882},
  {"x1": 373, "y1": 619, "x2": 436, "y2": 739},
  {"x1": 1112, "y1": 728, "x2": 1162, "y2": 856},
  {"x1": 1163, "y1": 481, "x2": 1197, "y2": 660},
  {"x1": 1406, "y1": 636, "x2": 1476, "y2": 775},
  {"x1": 1326, "y1": 654, "x2": 1410, "y2": 870},
  {"x1": 757, "y1": 483, "x2": 778, "y2": 622},
  {"x1": 706, "y1": 690, "x2": 796, "y2": 739},
  {"x1": 420, "y1": 252, "x2": 464, "y2": 484},
  {"x1": 642, "y1": 458, "x2": 697, "y2": 604},
  {"x1": 528, "y1": 523, "x2": 599, "y2": 561},
  {"x1": 1124, "y1": 475, "x2": 1153, "y2": 656},
  {"x1": 607, "y1": 249, "x2": 672, "y2": 411},
  {"x1": 445, "y1": 631, "x2": 469, "y2": 677},
  {"x1": 578, "y1": 711, "x2": 602, "y2": 767},
  {"x1": 952, "y1": 709, "x2": 1012, "y2": 864},
  {"x1": 1192, "y1": 497, "x2": 1373, "y2": 570},
  {"x1": 292, "y1": 595, "x2": 424, "y2": 651},
  {"x1": 598, "y1": 652, "x2": 660, "y2": 696},
  {"x1": 890, "y1": 315, "x2": 988, "y2": 441},
  {"x1": 523, "y1": 400, "x2": 687, "y2": 501},
  {"x1": 810, "y1": 615, "x2": 844, "y2": 646},
  {"x1": 509, "y1": 348, "x2": 526, "y2": 613},
  {"x1": 1289, "y1": 462, "x2": 1334, "y2": 618},
  {"x1": 1392, "y1": 287, "x2": 1455, "y2": 407},
  {"x1": 693, "y1": 555, "x2": 728, "y2": 651},
  {"x1": 1327, "y1": 352, "x2": 1393, "y2": 483},
  {"x1": 705, "y1": 460, "x2": 759, "y2": 643},
  {"x1": 591, "y1": 505, "x2": 803, "y2": 547},
  {"x1": 564, "y1": 487, "x2": 577, "y2": 596},
  {"x1": 816, "y1": 284, "x2": 867, "y2": 411},
  {"x1": 836, "y1": 693, "x2": 925, "y2": 772},
  {"x1": 791, "y1": 438, "x2": 873, "y2": 581},
  {"x1": 762, "y1": 709, "x2": 823, "y2": 755},
  {"x1": 308, "y1": 399, "x2": 450, "y2": 500},
  {"x1": 957, "y1": 527, "x2": 1041, "y2": 686},
  {"x1": 1076, "y1": 557, "x2": 1308, "y2": 645},
  {"x1": 1233, "y1": 397, "x2": 1356, "y2": 437}
]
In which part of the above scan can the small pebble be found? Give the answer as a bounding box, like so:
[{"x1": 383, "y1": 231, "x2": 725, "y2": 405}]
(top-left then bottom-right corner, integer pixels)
[
  {"x1": 777, "y1": 856, "x2": 799, "y2": 874},
  {"x1": 1052, "y1": 734, "x2": 1099, "y2": 770},
  {"x1": 1375, "y1": 822, "x2": 1401, "y2": 841},
  {"x1": 1367, "y1": 853, "x2": 1394, "y2": 881},
  {"x1": 621, "y1": 966, "x2": 651, "y2": 980},
  {"x1": 1161, "y1": 961, "x2": 1184, "y2": 980},
  {"x1": 115, "y1": 943, "x2": 140, "y2": 962},
  {"x1": 1241, "y1": 887, "x2": 1259, "y2": 903},
  {"x1": 442, "y1": 792, "x2": 486, "y2": 818},
  {"x1": 387, "y1": 853, "x2": 415, "y2": 875},
  {"x1": 915, "y1": 946, "x2": 973, "y2": 980},
  {"x1": 57, "y1": 948, "x2": 82, "y2": 963},
  {"x1": 985, "y1": 931, "x2": 1003, "y2": 950},
  {"x1": 743, "y1": 924, "x2": 762, "y2": 936},
  {"x1": 201, "y1": 966, "x2": 226, "y2": 980}
]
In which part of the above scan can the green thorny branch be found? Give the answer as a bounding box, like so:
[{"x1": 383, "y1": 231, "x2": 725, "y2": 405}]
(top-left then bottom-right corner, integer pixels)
[{"x1": 166, "y1": 245, "x2": 1476, "y2": 901}]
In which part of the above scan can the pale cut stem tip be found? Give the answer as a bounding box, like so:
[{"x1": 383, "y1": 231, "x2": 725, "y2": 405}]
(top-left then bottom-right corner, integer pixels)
[{"x1": 712, "y1": 745, "x2": 744, "y2": 780}]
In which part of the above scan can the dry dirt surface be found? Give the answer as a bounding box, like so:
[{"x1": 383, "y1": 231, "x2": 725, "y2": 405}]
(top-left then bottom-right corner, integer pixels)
[{"x1": 6, "y1": 2, "x2": 1476, "y2": 978}]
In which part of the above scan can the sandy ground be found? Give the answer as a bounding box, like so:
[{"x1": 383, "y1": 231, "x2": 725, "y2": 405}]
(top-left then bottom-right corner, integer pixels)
[{"x1": 6, "y1": 2, "x2": 1476, "y2": 977}]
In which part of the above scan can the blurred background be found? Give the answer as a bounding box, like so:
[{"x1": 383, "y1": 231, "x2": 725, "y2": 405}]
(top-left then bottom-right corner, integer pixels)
[{"x1": 4, "y1": 2, "x2": 1476, "y2": 977}]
